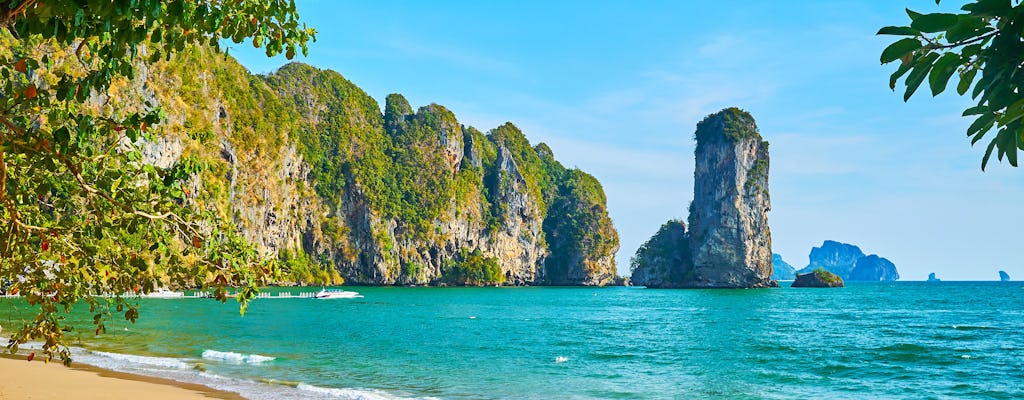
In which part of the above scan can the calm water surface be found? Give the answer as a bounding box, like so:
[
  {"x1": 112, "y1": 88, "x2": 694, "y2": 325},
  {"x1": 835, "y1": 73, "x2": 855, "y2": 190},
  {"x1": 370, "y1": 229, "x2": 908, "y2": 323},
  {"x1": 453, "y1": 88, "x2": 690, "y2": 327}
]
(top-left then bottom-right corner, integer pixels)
[{"x1": 2, "y1": 282, "x2": 1022, "y2": 399}]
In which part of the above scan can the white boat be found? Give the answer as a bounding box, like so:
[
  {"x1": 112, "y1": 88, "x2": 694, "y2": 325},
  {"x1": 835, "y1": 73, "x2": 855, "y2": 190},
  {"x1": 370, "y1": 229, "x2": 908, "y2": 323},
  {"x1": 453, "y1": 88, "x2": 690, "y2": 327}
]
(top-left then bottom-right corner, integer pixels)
[
  {"x1": 141, "y1": 288, "x2": 185, "y2": 298},
  {"x1": 313, "y1": 288, "x2": 362, "y2": 299}
]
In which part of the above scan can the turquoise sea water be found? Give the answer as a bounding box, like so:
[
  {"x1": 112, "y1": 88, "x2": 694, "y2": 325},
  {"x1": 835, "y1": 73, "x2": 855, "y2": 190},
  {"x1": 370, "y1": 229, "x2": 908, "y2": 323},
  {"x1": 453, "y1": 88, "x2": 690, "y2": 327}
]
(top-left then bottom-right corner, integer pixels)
[{"x1": 3, "y1": 282, "x2": 1023, "y2": 399}]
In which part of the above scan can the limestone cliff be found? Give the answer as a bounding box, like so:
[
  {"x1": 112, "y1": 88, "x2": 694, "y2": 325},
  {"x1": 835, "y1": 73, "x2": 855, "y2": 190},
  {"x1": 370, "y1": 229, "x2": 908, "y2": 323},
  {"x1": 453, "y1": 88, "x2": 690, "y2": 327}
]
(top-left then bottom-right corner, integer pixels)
[
  {"x1": 130, "y1": 48, "x2": 617, "y2": 286},
  {"x1": 630, "y1": 108, "x2": 774, "y2": 288},
  {"x1": 687, "y1": 108, "x2": 774, "y2": 288}
]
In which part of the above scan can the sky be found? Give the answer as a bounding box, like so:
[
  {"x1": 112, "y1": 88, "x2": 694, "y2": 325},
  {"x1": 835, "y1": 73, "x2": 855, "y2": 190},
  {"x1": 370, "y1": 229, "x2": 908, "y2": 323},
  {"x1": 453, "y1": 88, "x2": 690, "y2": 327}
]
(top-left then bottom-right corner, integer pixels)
[{"x1": 227, "y1": 0, "x2": 1023, "y2": 281}]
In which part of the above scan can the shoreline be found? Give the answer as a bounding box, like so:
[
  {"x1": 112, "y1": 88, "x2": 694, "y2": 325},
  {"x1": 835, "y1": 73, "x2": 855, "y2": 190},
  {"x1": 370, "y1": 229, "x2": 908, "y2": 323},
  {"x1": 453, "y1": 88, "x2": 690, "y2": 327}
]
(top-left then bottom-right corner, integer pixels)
[{"x1": 0, "y1": 353, "x2": 244, "y2": 400}]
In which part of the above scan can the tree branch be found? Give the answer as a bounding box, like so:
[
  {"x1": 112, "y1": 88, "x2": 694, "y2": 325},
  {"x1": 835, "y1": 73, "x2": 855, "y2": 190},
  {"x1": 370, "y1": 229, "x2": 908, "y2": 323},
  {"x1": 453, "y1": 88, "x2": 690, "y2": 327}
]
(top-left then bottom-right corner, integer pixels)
[{"x1": 925, "y1": 31, "x2": 998, "y2": 51}]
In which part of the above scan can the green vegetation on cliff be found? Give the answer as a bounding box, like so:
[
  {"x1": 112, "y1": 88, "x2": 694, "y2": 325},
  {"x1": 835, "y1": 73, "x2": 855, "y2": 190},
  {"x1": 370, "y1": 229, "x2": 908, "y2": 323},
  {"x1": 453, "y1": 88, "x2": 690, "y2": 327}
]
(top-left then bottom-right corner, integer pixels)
[
  {"x1": 156, "y1": 50, "x2": 619, "y2": 287},
  {"x1": 695, "y1": 107, "x2": 761, "y2": 144},
  {"x1": 441, "y1": 248, "x2": 504, "y2": 286},
  {"x1": 629, "y1": 220, "x2": 692, "y2": 287}
]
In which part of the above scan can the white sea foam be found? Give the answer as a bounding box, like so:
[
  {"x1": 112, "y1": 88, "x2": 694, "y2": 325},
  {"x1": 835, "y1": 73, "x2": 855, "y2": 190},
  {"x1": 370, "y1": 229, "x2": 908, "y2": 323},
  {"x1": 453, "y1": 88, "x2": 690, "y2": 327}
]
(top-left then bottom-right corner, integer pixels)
[
  {"x1": 87, "y1": 350, "x2": 192, "y2": 369},
  {"x1": 555, "y1": 356, "x2": 569, "y2": 363},
  {"x1": 11, "y1": 341, "x2": 419, "y2": 400},
  {"x1": 202, "y1": 349, "x2": 276, "y2": 364},
  {"x1": 297, "y1": 383, "x2": 437, "y2": 400}
]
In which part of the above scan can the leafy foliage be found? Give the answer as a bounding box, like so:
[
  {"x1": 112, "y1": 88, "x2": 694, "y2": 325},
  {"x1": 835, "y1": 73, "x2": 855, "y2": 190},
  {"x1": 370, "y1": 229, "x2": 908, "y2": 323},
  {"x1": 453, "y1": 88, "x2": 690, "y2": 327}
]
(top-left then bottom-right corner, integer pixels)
[
  {"x1": 540, "y1": 146, "x2": 619, "y2": 283},
  {"x1": 812, "y1": 268, "x2": 844, "y2": 286},
  {"x1": 879, "y1": 1, "x2": 1024, "y2": 170},
  {"x1": 694, "y1": 107, "x2": 761, "y2": 144},
  {"x1": 278, "y1": 248, "x2": 342, "y2": 285},
  {"x1": 440, "y1": 248, "x2": 503, "y2": 286},
  {"x1": 0, "y1": 0, "x2": 314, "y2": 364},
  {"x1": 629, "y1": 219, "x2": 692, "y2": 284}
]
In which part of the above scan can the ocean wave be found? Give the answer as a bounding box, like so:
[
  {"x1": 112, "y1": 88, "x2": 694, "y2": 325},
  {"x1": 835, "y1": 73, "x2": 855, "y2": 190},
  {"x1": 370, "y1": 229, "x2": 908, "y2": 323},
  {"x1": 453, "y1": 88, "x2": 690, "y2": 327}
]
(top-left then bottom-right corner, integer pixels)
[
  {"x1": 202, "y1": 349, "x2": 276, "y2": 364},
  {"x1": 87, "y1": 350, "x2": 192, "y2": 370},
  {"x1": 297, "y1": 383, "x2": 436, "y2": 400},
  {"x1": 11, "y1": 341, "x2": 420, "y2": 400}
]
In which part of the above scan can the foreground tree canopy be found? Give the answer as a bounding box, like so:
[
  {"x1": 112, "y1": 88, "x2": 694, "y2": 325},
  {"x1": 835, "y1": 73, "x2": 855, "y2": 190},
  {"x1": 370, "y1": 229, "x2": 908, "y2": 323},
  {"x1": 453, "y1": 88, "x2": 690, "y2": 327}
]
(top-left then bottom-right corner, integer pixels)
[
  {"x1": 0, "y1": 0, "x2": 314, "y2": 363},
  {"x1": 879, "y1": 0, "x2": 1024, "y2": 170}
]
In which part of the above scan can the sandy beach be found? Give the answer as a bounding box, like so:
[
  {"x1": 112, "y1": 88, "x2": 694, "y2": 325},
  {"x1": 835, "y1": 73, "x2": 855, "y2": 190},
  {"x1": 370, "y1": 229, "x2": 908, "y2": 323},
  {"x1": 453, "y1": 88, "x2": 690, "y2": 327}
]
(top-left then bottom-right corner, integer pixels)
[{"x1": 0, "y1": 354, "x2": 242, "y2": 400}]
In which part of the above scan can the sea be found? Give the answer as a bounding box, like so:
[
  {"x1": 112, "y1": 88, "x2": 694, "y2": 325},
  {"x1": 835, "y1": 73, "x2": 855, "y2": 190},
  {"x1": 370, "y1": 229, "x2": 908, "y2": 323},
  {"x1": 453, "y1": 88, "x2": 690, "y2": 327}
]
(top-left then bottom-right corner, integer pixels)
[{"x1": 2, "y1": 282, "x2": 1023, "y2": 399}]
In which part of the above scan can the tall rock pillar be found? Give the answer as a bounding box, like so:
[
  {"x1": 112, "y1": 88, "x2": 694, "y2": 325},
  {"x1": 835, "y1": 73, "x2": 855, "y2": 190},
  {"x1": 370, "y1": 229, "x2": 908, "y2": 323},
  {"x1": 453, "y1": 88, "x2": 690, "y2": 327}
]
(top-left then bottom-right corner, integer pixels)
[{"x1": 687, "y1": 108, "x2": 774, "y2": 288}]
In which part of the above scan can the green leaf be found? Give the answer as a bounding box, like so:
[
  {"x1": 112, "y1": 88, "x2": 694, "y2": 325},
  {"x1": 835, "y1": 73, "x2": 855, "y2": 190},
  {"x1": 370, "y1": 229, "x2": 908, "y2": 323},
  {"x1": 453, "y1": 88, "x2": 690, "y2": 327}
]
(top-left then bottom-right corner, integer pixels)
[
  {"x1": 999, "y1": 129, "x2": 1018, "y2": 166},
  {"x1": 904, "y1": 52, "x2": 939, "y2": 101},
  {"x1": 910, "y1": 13, "x2": 960, "y2": 33},
  {"x1": 981, "y1": 138, "x2": 997, "y2": 170},
  {"x1": 957, "y1": 67, "x2": 978, "y2": 95},
  {"x1": 889, "y1": 58, "x2": 915, "y2": 90},
  {"x1": 967, "y1": 112, "x2": 996, "y2": 138},
  {"x1": 999, "y1": 98, "x2": 1024, "y2": 126},
  {"x1": 877, "y1": 26, "x2": 919, "y2": 36},
  {"x1": 966, "y1": 0, "x2": 1013, "y2": 17},
  {"x1": 880, "y1": 38, "x2": 922, "y2": 64},
  {"x1": 928, "y1": 53, "x2": 961, "y2": 96},
  {"x1": 945, "y1": 15, "x2": 989, "y2": 43},
  {"x1": 906, "y1": 8, "x2": 924, "y2": 21},
  {"x1": 963, "y1": 105, "x2": 989, "y2": 116}
]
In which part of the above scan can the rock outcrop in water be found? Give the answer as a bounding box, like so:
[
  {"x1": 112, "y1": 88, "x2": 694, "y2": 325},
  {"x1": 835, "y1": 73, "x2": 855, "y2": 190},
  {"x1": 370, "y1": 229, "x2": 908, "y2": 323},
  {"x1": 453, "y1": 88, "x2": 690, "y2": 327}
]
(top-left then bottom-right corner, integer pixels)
[
  {"x1": 999, "y1": 271, "x2": 1011, "y2": 282},
  {"x1": 928, "y1": 273, "x2": 940, "y2": 282},
  {"x1": 630, "y1": 108, "x2": 774, "y2": 288},
  {"x1": 792, "y1": 269, "x2": 844, "y2": 288},
  {"x1": 102, "y1": 47, "x2": 618, "y2": 286},
  {"x1": 772, "y1": 254, "x2": 796, "y2": 280},
  {"x1": 797, "y1": 240, "x2": 899, "y2": 281}
]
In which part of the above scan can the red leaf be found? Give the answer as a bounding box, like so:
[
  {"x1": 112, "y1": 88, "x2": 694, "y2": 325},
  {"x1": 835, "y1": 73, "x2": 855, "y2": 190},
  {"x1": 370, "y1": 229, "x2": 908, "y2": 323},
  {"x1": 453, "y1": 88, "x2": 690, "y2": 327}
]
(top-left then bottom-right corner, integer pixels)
[
  {"x1": 41, "y1": 239, "x2": 49, "y2": 252},
  {"x1": 25, "y1": 84, "x2": 37, "y2": 99},
  {"x1": 14, "y1": 59, "x2": 27, "y2": 73},
  {"x1": 27, "y1": 352, "x2": 35, "y2": 362}
]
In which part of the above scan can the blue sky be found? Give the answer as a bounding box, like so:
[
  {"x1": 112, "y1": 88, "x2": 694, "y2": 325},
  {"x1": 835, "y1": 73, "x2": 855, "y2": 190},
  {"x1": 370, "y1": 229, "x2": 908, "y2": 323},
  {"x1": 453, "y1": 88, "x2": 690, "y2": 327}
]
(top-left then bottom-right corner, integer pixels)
[{"x1": 229, "y1": 0, "x2": 1022, "y2": 280}]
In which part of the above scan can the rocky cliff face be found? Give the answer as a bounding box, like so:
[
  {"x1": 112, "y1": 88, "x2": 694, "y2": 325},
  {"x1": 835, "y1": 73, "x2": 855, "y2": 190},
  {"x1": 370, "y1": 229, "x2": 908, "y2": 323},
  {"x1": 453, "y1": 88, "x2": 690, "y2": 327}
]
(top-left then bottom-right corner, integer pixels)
[
  {"x1": 797, "y1": 240, "x2": 898, "y2": 282},
  {"x1": 771, "y1": 254, "x2": 797, "y2": 280},
  {"x1": 131, "y1": 48, "x2": 617, "y2": 286},
  {"x1": 629, "y1": 220, "x2": 691, "y2": 288},
  {"x1": 848, "y1": 255, "x2": 899, "y2": 282},
  {"x1": 630, "y1": 108, "x2": 774, "y2": 288},
  {"x1": 687, "y1": 108, "x2": 774, "y2": 288}
]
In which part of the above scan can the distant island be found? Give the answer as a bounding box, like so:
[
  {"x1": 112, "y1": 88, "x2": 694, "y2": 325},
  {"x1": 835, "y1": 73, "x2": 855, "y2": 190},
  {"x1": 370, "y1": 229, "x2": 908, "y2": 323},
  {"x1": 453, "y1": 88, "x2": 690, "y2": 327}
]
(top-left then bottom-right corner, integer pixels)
[
  {"x1": 928, "y1": 273, "x2": 940, "y2": 282},
  {"x1": 772, "y1": 254, "x2": 797, "y2": 280},
  {"x1": 1000, "y1": 271, "x2": 1011, "y2": 282},
  {"x1": 796, "y1": 240, "x2": 899, "y2": 282}
]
